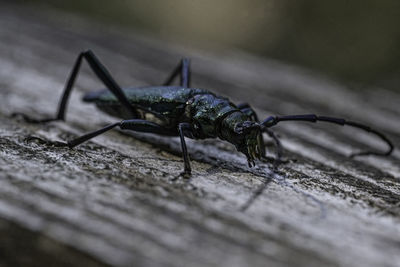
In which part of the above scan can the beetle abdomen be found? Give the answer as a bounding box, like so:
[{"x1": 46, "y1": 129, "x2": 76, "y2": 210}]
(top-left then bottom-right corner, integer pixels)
[{"x1": 83, "y1": 86, "x2": 210, "y2": 123}]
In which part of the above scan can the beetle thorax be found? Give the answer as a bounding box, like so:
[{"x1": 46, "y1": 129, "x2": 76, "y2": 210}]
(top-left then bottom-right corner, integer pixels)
[{"x1": 188, "y1": 94, "x2": 238, "y2": 138}]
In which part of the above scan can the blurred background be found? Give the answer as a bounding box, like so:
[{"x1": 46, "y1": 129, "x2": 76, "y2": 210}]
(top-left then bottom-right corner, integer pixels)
[{"x1": 15, "y1": 0, "x2": 400, "y2": 91}]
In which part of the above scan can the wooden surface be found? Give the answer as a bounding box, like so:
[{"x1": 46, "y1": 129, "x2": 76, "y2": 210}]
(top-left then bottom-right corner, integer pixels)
[{"x1": 0, "y1": 3, "x2": 400, "y2": 267}]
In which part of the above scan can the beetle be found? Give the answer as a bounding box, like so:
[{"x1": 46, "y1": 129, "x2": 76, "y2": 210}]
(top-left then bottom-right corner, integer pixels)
[{"x1": 14, "y1": 50, "x2": 394, "y2": 177}]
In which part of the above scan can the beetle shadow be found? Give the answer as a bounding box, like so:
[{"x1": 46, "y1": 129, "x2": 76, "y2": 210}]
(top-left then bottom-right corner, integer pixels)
[
  {"x1": 120, "y1": 130, "x2": 327, "y2": 217},
  {"x1": 20, "y1": 125, "x2": 326, "y2": 217}
]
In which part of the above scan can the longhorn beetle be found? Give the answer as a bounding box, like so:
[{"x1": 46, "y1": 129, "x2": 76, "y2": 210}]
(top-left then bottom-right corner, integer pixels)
[{"x1": 14, "y1": 50, "x2": 394, "y2": 177}]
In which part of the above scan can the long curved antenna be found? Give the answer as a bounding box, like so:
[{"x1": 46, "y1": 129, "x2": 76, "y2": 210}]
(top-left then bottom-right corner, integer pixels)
[{"x1": 260, "y1": 114, "x2": 394, "y2": 157}]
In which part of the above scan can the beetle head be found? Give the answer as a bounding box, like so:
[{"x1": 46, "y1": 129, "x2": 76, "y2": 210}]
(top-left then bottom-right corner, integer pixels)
[{"x1": 233, "y1": 121, "x2": 262, "y2": 167}]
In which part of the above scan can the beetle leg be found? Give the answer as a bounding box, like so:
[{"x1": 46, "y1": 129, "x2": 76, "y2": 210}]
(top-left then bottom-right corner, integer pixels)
[
  {"x1": 60, "y1": 119, "x2": 176, "y2": 148},
  {"x1": 122, "y1": 120, "x2": 193, "y2": 177},
  {"x1": 178, "y1": 123, "x2": 193, "y2": 177},
  {"x1": 14, "y1": 49, "x2": 138, "y2": 123},
  {"x1": 261, "y1": 114, "x2": 394, "y2": 157},
  {"x1": 65, "y1": 122, "x2": 121, "y2": 148},
  {"x1": 56, "y1": 119, "x2": 192, "y2": 176},
  {"x1": 163, "y1": 58, "x2": 191, "y2": 87}
]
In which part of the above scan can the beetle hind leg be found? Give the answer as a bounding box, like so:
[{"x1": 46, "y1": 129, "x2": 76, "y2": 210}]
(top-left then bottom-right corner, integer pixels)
[{"x1": 14, "y1": 49, "x2": 138, "y2": 124}]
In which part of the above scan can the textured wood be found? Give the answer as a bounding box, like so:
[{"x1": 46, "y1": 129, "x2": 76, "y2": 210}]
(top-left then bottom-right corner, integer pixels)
[{"x1": 0, "y1": 3, "x2": 400, "y2": 267}]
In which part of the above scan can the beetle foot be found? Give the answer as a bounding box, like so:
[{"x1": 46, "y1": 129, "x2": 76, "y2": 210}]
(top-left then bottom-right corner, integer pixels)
[
  {"x1": 12, "y1": 112, "x2": 60, "y2": 124},
  {"x1": 181, "y1": 171, "x2": 191, "y2": 179},
  {"x1": 170, "y1": 170, "x2": 191, "y2": 182}
]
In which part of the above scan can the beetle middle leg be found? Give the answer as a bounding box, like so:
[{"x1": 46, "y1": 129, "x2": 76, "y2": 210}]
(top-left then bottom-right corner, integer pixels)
[
  {"x1": 13, "y1": 49, "x2": 138, "y2": 123},
  {"x1": 55, "y1": 119, "x2": 193, "y2": 176},
  {"x1": 121, "y1": 121, "x2": 193, "y2": 177},
  {"x1": 177, "y1": 123, "x2": 194, "y2": 177}
]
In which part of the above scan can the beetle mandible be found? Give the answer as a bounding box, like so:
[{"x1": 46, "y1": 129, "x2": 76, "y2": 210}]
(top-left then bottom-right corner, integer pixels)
[{"x1": 14, "y1": 50, "x2": 394, "y2": 176}]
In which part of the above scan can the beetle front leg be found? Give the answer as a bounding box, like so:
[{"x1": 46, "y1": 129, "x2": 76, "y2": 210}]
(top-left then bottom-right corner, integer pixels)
[
  {"x1": 178, "y1": 123, "x2": 193, "y2": 177},
  {"x1": 13, "y1": 49, "x2": 138, "y2": 123}
]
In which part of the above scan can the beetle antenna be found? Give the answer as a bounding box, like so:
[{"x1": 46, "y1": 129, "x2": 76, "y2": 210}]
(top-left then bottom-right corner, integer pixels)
[{"x1": 260, "y1": 114, "x2": 394, "y2": 157}]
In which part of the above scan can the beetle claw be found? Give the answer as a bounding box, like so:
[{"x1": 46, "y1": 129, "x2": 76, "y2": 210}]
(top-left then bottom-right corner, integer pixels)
[
  {"x1": 180, "y1": 171, "x2": 191, "y2": 179},
  {"x1": 170, "y1": 171, "x2": 191, "y2": 182}
]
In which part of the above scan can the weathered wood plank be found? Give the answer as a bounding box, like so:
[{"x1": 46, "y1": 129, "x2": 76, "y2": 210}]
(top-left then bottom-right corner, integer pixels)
[{"x1": 0, "y1": 3, "x2": 399, "y2": 267}]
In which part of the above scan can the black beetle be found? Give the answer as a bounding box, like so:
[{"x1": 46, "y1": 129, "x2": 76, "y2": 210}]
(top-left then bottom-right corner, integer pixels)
[{"x1": 14, "y1": 50, "x2": 394, "y2": 176}]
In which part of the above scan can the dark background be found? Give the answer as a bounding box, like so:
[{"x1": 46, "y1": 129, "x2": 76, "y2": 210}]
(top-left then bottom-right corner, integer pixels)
[{"x1": 16, "y1": 0, "x2": 400, "y2": 91}]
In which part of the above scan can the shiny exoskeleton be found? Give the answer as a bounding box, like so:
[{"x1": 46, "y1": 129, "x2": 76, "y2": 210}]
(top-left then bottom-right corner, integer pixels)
[
  {"x1": 83, "y1": 86, "x2": 265, "y2": 167},
  {"x1": 14, "y1": 50, "x2": 394, "y2": 177}
]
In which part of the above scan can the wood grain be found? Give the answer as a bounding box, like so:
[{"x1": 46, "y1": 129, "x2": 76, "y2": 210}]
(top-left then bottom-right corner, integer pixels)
[{"x1": 0, "y1": 3, "x2": 399, "y2": 267}]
